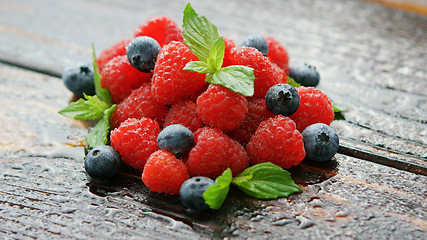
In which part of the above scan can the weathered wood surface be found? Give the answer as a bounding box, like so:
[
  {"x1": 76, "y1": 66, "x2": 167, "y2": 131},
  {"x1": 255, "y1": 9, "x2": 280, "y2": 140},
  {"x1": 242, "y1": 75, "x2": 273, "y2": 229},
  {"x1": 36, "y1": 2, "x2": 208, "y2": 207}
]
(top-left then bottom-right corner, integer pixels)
[{"x1": 0, "y1": 0, "x2": 426, "y2": 239}]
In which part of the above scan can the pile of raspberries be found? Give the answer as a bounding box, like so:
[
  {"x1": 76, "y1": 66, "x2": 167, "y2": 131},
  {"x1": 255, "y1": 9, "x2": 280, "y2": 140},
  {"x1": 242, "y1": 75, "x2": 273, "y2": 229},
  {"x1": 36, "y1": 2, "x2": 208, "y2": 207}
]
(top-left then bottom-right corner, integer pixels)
[{"x1": 97, "y1": 15, "x2": 334, "y2": 194}]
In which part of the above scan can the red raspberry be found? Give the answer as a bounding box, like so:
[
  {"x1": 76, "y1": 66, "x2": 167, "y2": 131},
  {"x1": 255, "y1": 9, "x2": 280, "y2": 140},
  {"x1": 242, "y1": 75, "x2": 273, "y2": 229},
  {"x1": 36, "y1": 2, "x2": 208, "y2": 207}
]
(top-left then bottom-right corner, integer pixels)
[
  {"x1": 290, "y1": 86, "x2": 334, "y2": 132},
  {"x1": 133, "y1": 16, "x2": 184, "y2": 47},
  {"x1": 197, "y1": 84, "x2": 248, "y2": 131},
  {"x1": 163, "y1": 99, "x2": 203, "y2": 132},
  {"x1": 111, "y1": 83, "x2": 168, "y2": 129},
  {"x1": 101, "y1": 55, "x2": 152, "y2": 103},
  {"x1": 110, "y1": 118, "x2": 160, "y2": 171},
  {"x1": 265, "y1": 36, "x2": 289, "y2": 74},
  {"x1": 227, "y1": 97, "x2": 274, "y2": 145},
  {"x1": 230, "y1": 46, "x2": 286, "y2": 98},
  {"x1": 142, "y1": 150, "x2": 189, "y2": 195},
  {"x1": 246, "y1": 115, "x2": 305, "y2": 169},
  {"x1": 151, "y1": 41, "x2": 206, "y2": 105},
  {"x1": 221, "y1": 37, "x2": 236, "y2": 68},
  {"x1": 186, "y1": 127, "x2": 249, "y2": 179},
  {"x1": 97, "y1": 39, "x2": 130, "y2": 73}
]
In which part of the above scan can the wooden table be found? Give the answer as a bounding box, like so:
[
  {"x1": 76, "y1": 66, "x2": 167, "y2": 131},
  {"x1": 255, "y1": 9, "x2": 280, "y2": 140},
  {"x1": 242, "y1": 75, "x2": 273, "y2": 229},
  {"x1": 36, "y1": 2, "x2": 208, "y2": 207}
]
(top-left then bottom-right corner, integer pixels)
[{"x1": 1, "y1": 0, "x2": 426, "y2": 239}]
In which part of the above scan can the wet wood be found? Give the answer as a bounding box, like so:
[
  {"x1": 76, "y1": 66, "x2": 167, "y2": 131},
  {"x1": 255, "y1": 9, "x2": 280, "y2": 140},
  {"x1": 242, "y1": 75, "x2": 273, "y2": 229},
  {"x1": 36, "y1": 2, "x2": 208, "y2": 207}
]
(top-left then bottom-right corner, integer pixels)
[{"x1": 1, "y1": 0, "x2": 426, "y2": 239}]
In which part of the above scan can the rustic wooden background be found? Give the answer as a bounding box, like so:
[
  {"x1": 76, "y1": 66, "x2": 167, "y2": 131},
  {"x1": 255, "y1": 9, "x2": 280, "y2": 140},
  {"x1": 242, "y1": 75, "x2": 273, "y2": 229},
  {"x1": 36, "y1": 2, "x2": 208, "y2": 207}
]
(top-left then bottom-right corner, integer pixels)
[{"x1": 0, "y1": 0, "x2": 426, "y2": 239}]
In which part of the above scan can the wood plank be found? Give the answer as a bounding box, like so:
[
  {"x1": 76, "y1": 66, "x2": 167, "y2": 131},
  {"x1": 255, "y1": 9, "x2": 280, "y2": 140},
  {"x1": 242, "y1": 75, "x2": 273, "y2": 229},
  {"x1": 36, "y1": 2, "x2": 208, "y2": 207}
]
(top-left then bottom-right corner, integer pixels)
[
  {"x1": 1, "y1": 0, "x2": 427, "y2": 238},
  {"x1": 0, "y1": 63, "x2": 426, "y2": 239},
  {"x1": 1, "y1": 0, "x2": 426, "y2": 173}
]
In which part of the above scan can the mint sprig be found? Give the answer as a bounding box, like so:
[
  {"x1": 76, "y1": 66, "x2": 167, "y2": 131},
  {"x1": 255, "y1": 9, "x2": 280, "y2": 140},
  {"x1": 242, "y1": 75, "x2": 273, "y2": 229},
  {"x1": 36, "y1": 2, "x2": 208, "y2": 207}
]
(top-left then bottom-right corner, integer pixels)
[
  {"x1": 203, "y1": 168, "x2": 232, "y2": 210},
  {"x1": 58, "y1": 94, "x2": 110, "y2": 120},
  {"x1": 59, "y1": 46, "x2": 114, "y2": 148},
  {"x1": 86, "y1": 104, "x2": 116, "y2": 147},
  {"x1": 183, "y1": 3, "x2": 220, "y2": 63},
  {"x1": 182, "y1": 3, "x2": 255, "y2": 97},
  {"x1": 232, "y1": 162, "x2": 302, "y2": 199},
  {"x1": 203, "y1": 163, "x2": 302, "y2": 209}
]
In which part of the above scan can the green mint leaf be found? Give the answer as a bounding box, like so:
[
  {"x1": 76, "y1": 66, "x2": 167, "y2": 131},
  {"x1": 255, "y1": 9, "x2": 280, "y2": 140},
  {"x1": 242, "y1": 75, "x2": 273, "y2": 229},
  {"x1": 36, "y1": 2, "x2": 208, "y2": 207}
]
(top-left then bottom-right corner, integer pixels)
[
  {"x1": 231, "y1": 162, "x2": 302, "y2": 199},
  {"x1": 286, "y1": 76, "x2": 301, "y2": 88},
  {"x1": 86, "y1": 104, "x2": 116, "y2": 148},
  {"x1": 207, "y1": 37, "x2": 225, "y2": 71},
  {"x1": 203, "y1": 168, "x2": 232, "y2": 210},
  {"x1": 92, "y1": 44, "x2": 112, "y2": 105},
  {"x1": 208, "y1": 65, "x2": 255, "y2": 97},
  {"x1": 182, "y1": 3, "x2": 220, "y2": 63},
  {"x1": 58, "y1": 94, "x2": 110, "y2": 120},
  {"x1": 332, "y1": 103, "x2": 346, "y2": 120},
  {"x1": 183, "y1": 61, "x2": 212, "y2": 73}
]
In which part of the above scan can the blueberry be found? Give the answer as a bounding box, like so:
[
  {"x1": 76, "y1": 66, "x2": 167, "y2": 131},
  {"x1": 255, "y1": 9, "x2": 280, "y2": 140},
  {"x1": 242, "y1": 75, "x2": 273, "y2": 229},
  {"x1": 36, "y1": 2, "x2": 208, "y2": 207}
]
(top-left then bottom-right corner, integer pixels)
[
  {"x1": 241, "y1": 35, "x2": 269, "y2": 56},
  {"x1": 302, "y1": 123, "x2": 339, "y2": 163},
  {"x1": 126, "y1": 36, "x2": 161, "y2": 73},
  {"x1": 157, "y1": 124, "x2": 194, "y2": 156},
  {"x1": 289, "y1": 63, "x2": 320, "y2": 87},
  {"x1": 265, "y1": 83, "x2": 300, "y2": 116},
  {"x1": 84, "y1": 145, "x2": 121, "y2": 179},
  {"x1": 62, "y1": 64, "x2": 95, "y2": 97},
  {"x1": 180, "y1": 177, "x2": 215, "y2": 212}
]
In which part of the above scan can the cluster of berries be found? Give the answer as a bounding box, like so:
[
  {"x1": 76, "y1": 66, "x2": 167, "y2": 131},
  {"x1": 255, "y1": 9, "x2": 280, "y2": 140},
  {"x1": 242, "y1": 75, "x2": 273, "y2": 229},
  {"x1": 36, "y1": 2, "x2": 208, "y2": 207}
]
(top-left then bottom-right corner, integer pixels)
[{"x1": 62, "y1": 13, "x2": 339, "y2": 212}]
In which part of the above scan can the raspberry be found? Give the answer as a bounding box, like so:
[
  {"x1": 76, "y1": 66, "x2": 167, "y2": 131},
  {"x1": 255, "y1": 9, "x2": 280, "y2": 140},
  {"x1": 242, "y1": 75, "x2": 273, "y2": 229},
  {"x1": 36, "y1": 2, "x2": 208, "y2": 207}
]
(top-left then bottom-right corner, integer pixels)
[
  {"x1": 290, "y1": 87, "x2": 334, "y2": 132},
  {"x1": 111, "y1": 82, "x2": 168, "y2": 129},
  {"x1": 142, "y1": 150, "x2": 189, "y2": 195},
  {"x1": 246, "y1": 115, "x2": 305, "y2": 169},
  {"x1": 187, "y1": 127, "x2": 249, "y2": 179},
  {"x1": 151, "y1": 41, "x2": 206, "y2": 105},
  {"x1": 230, "y1": 46, "x2": 286, "y2": 98},
  {"x1": 110, "y1": 118, "x2": 160, "y2": 171},
  {"x1": 97, "y1": 39, "x2": 130, "y2": 73},
  {"x1": 227, "y1": 97, "x2": 274, "y2": 145},
  {"x1": 163, "y1": 99, "x2": 203, "y2": 132},
  {"x1": 197, "y1": 84, "x2": 248, "y2": 131},
  {"x1": 133, "y1": 16, "x2": 184, "y2": 47},
  {"x1": 101, "y1": 55, "x2": 152, "y2": 103},
  {"x1": 221, "y1": 37, "x2": 236, "y2": 68},
  {"x1": 265, "y1": 36, "x2": 289, "y2": 73}
]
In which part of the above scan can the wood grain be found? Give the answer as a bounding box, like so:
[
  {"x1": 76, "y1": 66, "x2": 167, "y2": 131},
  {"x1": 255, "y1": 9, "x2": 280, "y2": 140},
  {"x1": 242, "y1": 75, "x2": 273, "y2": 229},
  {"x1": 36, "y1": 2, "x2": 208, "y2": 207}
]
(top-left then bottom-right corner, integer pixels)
[{"x1": 0, "y1": 0, "x2": 426, "y2": 239}]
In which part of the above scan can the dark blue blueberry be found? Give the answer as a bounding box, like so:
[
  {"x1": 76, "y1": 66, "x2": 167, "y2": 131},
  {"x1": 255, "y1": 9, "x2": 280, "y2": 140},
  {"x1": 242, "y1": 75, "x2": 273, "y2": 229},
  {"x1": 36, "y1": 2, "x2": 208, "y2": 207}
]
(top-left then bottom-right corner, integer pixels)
[
  {"x1": 289, "y1": 63, "x2": 320, "y2": 87},
  {"x1": 62, "y1": 64, "x2": 95, "y2": 97},
  {"x1": 84, "y1": 145, "x2": 121, "y2": 179},
  {"x1": 265, "y1": 84, "x2": 300, "y2": 116},
  {"x1": 126, "y1": 36, "x2": 161, "y2": 73},
  {"x1": 302, "y1": 123, "x2": 339, "y2": 163},
  {"x1": 157, "y1": 124, "x2": 194, "y2": 156},
  {"x1": 180, "y1": 177, "x2": 215, "y2": 212},
  {"x1": 241, "y1": 35, "x2": 269, "y2": 56}
]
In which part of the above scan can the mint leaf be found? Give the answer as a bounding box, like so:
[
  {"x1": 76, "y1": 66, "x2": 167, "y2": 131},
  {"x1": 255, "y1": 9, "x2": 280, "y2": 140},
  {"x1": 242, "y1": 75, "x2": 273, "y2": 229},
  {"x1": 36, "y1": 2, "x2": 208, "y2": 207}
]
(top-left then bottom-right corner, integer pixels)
[
  {"x1": 286, "y1": 76, "x2": 301, "y2": 88},
  {"x1": 58, "y1": 94, "x2": 110, "y2": 120},
  {"x1": 182, "y1": 3, "x2": 220, "y2": 63},
  {"x1": 209, "y1": 65, "x2": 255, "y2": 96},
  {"x1": 86, "y1": 104, "x2": 116, "y2": 148},
  {"x1": 203, "y1": 168, "x2": 232, "y2": 210},
  {"x1": 183, "y1": 61, "x2": 212, "y2": 73},
  {"x1": 332, "y1": 103, "x2": 346, "y2": 120},
  {"x1": 207, "y1": 37, "x2": 225, "y2": 71},
  {"x1": 92, "y1": 44, "x2": 112, "y2": 105},
  {"x1": 231, "y1": 162, "x2": 302, "y2": 199}
]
